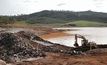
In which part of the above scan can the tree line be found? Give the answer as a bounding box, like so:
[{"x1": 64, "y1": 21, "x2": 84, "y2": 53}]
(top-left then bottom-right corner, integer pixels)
[
  {"x1": 0, "y1": 10, "x2": 107, "y2": 24},
  {"x1": 0, "y1": 16, "x2": 17, "y2": 24},
  {"x1": 5, "y1": 10, "x2": 107, "y2": 24}
]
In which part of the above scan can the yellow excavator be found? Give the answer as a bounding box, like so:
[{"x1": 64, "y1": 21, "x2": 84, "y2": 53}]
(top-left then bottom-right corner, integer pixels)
[
  {"x1": 73, "y1": 34, "x2": 97, "y2": 52},
  {"x1": 74, "y1": 34, "x2": 88, "y2": 47}
]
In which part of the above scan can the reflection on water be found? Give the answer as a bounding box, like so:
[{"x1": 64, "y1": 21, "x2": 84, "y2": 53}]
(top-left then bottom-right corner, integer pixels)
[{"x1": 45, "y1": 27, "x2": 107, "y2": 47}]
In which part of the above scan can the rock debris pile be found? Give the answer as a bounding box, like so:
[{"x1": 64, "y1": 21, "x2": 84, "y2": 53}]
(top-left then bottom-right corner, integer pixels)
[
  {"x1": 86, "y1": 48, "x2": 107, "y2": 55},
  {"x1": 0, "y1": 32, "x2": 46, "y2": 63}
]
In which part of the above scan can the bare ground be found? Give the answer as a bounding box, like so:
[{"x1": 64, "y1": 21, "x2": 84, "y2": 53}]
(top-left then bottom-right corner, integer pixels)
[
  {"x1": 10, "y1": 52, "x2": 107, "y2": 65},
  {"x1": 0, "y1": 26, "x2": 107, "y2": 65}
]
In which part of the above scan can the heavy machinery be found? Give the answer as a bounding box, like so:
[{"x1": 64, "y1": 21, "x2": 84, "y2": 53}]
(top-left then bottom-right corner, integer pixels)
[
  {"x1": 73, "y1": 34, "x2": 97, "y2": 52},
  {"x1": 74, "y1": 34, "x2": 88, "y2": 47}
]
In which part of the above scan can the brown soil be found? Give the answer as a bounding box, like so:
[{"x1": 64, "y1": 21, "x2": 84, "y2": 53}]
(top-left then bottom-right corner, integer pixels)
[
  {"x1": 40, "y1": 32, "x2": 73, "y2": 39},
  {"x1": 0, "y1": 26, "x2": 107, "y2": 65},
  {"x1": 11, "y1": 52, "x2": 107, "y2": 65}
]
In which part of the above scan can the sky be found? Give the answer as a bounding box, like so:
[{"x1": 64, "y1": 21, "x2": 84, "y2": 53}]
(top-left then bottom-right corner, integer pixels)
[{"x1": 0, "y1": 0, "x2": 107, "y2": 15}]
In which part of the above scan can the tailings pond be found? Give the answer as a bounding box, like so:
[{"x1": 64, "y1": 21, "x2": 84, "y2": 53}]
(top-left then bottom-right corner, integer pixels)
[{"x1": 41, "y1": 27, "x2": 107, "y2": 47}]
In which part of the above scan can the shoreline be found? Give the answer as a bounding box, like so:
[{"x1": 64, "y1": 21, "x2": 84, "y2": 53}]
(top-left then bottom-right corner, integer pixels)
[
  {"x1": 40, "y1": 27, "x2": 78, "y2": 39},
  {"x1": 40, "y1": 31, "x2": 73, "y2": 39}
]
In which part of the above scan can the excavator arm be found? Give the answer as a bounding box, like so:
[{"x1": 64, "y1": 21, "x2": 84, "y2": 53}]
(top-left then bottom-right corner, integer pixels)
[
  {"x1": 74, "y1": 34, "x2": 87, "y2": 47},
  {"x1": 77, "y1": 34, "x2": 86, "y2": 40},
  {"x1": 74, "y1": 34, "x2": 79, "y2": 47}
]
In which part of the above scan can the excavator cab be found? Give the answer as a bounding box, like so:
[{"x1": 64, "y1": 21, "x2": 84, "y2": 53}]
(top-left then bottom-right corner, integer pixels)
[
  {"x1": 74, "y1": 34, "x2": 88, "y2": 47},
  {"x1": 81, "y1": 39, "x2": 88, "y2": 47}
]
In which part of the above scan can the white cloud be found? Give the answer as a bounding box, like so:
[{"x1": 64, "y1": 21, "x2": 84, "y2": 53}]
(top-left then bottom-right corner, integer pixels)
[
  {"x1": 0, "y1": 0, "x2": 107, "y2": 15},
  {"x1": 57, "y1": 3, "x2": 66, "y2": 7}
]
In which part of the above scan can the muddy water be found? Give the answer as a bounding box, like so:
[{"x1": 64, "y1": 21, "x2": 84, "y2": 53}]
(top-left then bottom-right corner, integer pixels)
[{"x1": 41, "y1": 27, "x2": 107, "y2": 47}]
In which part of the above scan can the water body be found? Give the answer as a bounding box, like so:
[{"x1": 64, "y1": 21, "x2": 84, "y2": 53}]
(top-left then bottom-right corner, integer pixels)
[{"x1": 43, "y1": 27, "x2": 107, "y2": 47}]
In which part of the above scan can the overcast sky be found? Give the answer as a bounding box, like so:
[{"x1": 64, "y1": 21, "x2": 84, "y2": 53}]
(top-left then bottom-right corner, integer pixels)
[{"x1": 0, "y1": 0, "x2": 107, "y2": 15}]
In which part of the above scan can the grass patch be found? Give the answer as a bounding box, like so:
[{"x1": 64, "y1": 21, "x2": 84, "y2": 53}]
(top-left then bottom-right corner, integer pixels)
[
  {"x1": 65, "y1": 20, "x2": 107, "y2": 27},
  {"x1": 33, "y1": 20, "x2": 107, "y2": 27}
]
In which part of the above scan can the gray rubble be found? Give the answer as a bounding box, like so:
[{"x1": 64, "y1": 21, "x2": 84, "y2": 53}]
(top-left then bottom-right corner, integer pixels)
[
  {"x1": 86, "y1": 48, "x2": 107, "y2": 54},
  {"x1": 0, "y1": 32, "x2": 46, "y2": 63}
]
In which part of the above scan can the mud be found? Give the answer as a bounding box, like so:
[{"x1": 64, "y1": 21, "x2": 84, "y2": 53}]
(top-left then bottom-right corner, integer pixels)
[{"x1": 40, "y1": 32, "x2": 73, "y2": 39}]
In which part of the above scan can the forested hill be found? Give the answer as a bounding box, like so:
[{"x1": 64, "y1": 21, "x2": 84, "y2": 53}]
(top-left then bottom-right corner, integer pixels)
[
  {"x1": 0, "y1": 16, "x2": 18, "y2": 24},
  {"x1": 0, "y1": 16, "x2": 27, "y2": 26},
  {"x1": 12, "y1": 10, "x2": 107, "y2": 25}
]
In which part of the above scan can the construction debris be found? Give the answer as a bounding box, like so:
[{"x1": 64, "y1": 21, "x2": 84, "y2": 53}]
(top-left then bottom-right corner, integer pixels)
[
  {"x1": 18, "y1": 31, "x2": 74, "y2": 54},
  {"x1": 0, "y1": 30, "x2": 107, "y2": 63},
  {"x1": 0, "y1": 32, "x2": 46, "y2": 63},
  {"x1": 86, "y1": 48, "x2": 107, "y2": 55}
]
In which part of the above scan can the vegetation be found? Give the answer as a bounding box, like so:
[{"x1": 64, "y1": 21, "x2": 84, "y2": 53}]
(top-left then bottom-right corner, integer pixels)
[
  {"x1": 12, "y1": 10, "x2": 107, "y2": 25},
  {"x1": 0, "y1": 16, "x2": 16, "y2": 24},
  {"x1": 1, "y1": 10, "x2": 107, "y2": 27},
  {"x1": 0, "y1": 16, "x2": 28, "y2": 25},
  {"x1": 65, "y1": 20, "x2": 107, "y2": 27}
]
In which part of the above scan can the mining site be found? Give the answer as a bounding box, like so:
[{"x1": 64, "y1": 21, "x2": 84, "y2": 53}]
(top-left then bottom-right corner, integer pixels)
[{"x1": 0, "y1": 26, "x2": 107, "y2": 65}]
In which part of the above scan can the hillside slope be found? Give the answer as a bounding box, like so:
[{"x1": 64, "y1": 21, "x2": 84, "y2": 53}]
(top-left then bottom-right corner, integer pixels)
[{"x1": 12, "y1": 10, "x2": 107, "y2": 26}]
